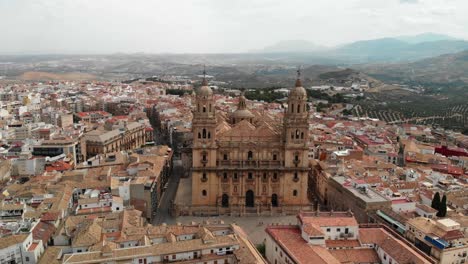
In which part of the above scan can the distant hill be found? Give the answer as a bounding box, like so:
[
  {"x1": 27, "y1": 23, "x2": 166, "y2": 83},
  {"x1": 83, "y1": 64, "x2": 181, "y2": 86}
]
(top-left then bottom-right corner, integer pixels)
[
  {"x1": 359, "y1": 49, "x2": 468, "y2": 84},
  {"x1": 334, "y1": 38, "x2": 468, "y2": 62},
  {"x1": 395, "y1": 33, "x2": 457, "y2": 44}
]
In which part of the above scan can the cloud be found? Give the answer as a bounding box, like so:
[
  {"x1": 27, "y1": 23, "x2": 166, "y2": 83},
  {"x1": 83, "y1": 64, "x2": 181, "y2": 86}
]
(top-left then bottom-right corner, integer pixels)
[
  {"x1": 400, "y1": 0, "x2": 419, "y2": 3},
  {"x1": 0, "y1": 0, "x2": 467, "y2": 54}
]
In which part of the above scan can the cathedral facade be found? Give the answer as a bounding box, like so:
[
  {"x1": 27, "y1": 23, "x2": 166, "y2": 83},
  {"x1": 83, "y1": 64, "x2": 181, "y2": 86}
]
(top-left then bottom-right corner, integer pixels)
[{"x1": 191, "y1": 75, "x2": 311, "y2": 214}]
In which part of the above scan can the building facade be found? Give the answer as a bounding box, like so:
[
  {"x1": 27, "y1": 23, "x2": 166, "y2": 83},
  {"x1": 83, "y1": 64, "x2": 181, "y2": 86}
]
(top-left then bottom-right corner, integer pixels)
[{"x1": 191, "y1": 74, "x2": 312, "y2": 215}]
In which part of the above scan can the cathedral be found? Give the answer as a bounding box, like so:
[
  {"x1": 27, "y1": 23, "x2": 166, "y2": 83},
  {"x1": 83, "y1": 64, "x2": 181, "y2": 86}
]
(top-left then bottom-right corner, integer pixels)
[{"x1": 191, "y1": 73, "x2": 311, "y2": 214}]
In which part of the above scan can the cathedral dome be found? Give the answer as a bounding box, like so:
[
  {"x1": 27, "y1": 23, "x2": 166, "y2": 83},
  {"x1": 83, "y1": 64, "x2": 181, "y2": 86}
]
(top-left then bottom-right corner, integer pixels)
[
  {"x1": 231, "y1": 95, "x2": 254, "y2": 122},
  {"x1": 232, "y1": 109, "x2": 254, "y2": 119},
  {"x1": 197, "y1": 84, "x2": 213, "y2": 97},
  {"x1": 290, "y1": 78, "x2": 307, "y2": 97}
]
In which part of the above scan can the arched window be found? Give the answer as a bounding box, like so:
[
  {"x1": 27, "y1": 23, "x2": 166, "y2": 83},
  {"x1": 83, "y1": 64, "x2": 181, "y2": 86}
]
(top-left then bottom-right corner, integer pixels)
[
  {"x1": 273, "y1": 173, "x2": 278, "y2": 180},
  {"x1": 223, "y1": 172, "x2": 227, "y2": 179},
  {"x1": 273, "y1": 154, "x2": 277, "y2": 161},
  {"x1": 202, "y1": 128, "x2": 206, "y2": 138},
  {"x1": 291, "y1": 104, "x2": 294, "y2": 113},
  {"x1": 293, "y1": 190, "x2": 298, "y2": 196},
  {"x1": 263, "y1": 173, "x2": 267, "y2": 180},
  {"x1": 202, "y1": 190, "x2": 207, "y2": 196},
  {"x1": 247, "y1": 151, "x2": 253, "y2": 160},
  {"x1": 297, "y1": 104, "x2": 301, "y2": 113},
  {"x1": 203, "y1": 106, "x2": 206, "y2": 112},
  {"x1": 233, "y1": 173, "x2": 238, "y2": 180},
  {"x1": 223, "y1": 153, "x2": 228, "y2": 160},
  {"x1": 198, "y1": 132, "x2": 201, "y2": 139},
  {"x1": 301, "y1": 132, "x2": 304, "y2": 139},
  {"x1": 295, "y1": 130, "x2": 300, "y2": 139},
  {"x1": 248, "y1": 172, "x2": 253, "y2": 179},
  {"x1": 208, "y1": 132, "x2": 211, "y2": 139},
  {"x1": 294, "y1": 172, "x2": 298, "y2": 180},
  {"x1": 202, "y1": 173, "x2": 207, "y2": 180}
]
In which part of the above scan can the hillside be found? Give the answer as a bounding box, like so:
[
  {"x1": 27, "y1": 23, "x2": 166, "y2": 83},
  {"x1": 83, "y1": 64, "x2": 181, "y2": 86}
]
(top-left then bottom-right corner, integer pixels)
[
  {"x1": 360, "y1": 50, "x2": 468, "y2": 85},
  {"x1": 18, "y1": 71, "x2": 98, "y2": 81}
]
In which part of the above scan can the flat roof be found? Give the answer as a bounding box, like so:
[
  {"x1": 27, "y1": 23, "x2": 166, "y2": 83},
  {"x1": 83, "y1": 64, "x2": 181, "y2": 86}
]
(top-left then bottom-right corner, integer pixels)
[{"x1": 333, "y1": 176, "x2": 389, "y2": 203}]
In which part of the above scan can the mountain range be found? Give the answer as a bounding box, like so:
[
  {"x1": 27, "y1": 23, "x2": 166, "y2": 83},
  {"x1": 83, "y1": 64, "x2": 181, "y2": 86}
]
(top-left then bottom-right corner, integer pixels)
[{"x1": 259, "y1": 33, "x2": 468, "y2": 63}]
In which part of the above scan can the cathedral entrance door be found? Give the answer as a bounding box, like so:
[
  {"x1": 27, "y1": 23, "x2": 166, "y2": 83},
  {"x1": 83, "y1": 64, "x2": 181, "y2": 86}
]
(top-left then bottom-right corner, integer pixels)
[
  {"x1": 245, "y1": 190, "x2": 254, "y2": 207},
  {"x1": 271, "y1": 194, "x2": 279, "y2": 207},
  {"x1": 221, "y1": 194, "x2": 229, "y2": 207}
]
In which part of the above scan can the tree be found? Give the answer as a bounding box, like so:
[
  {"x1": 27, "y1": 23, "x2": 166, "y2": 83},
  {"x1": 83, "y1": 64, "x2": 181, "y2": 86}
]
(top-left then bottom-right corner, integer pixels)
[
  {"x1": 438, "y1": 195, "x2": 447, "y2": 217},
  {"x1": 431, "y1": 192, "x2": 441, "y2": 212}
]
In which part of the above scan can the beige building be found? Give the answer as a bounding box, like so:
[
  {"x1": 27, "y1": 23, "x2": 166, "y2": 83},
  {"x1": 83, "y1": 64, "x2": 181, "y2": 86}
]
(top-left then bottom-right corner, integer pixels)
[
  {"x1": 84, "y1": 121, "x2": 146, "y2": 159},
  {"x1": 327, "y1": 176, "x2": 391, "y2": 223},
  {"x1": 191, "y1": 75, "x2": 312, "y2": 215},
  {"x1": 406, "y1": 217, "x2": 468, "y2": 264}
]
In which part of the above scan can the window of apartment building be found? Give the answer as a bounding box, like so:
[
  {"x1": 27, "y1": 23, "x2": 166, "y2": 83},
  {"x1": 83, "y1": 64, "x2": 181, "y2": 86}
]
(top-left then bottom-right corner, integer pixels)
[
  {"x1": 337, "y1": 228, "x2": 341, "y2": 232},
  {"x1": 202, "y1": 190, "x2": 207, "y2": 196},
  {"x1": 275, "y1": 246, "x2": 278, "y2": 252},
  {"x1": 293, "y1": 190, "x2": 298, "y2": 196},
  {"x1": 26, "y1": 257, "x2": 30, "y2": 262},
  {"x1": 345, "y1": 228, "x2": 349, "y2": 234},
  {"x1": 326, "y1": 228, "x2": 330, "y2": 232},
  {"x1": 172, "y1": 255, "x2": 176, "y2": 260},
  {"x1": 383, "y1": 254, "x2": 387, "y2": 260}
]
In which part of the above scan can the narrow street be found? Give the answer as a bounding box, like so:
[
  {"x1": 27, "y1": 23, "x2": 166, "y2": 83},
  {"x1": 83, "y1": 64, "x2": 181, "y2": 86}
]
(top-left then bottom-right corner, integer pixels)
[{"x1": 152, "y1": 159, "x2": 182, "y2": 225}]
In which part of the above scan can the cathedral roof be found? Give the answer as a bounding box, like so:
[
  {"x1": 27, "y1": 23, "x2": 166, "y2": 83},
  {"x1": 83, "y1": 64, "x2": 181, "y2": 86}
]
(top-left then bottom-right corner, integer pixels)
[{"x1": 217, "y1": 119, "x2": 280, "y2": 142}]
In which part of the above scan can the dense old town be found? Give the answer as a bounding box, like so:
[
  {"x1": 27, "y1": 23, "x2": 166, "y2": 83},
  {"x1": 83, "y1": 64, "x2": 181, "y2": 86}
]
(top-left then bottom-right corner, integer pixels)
[{"x1": 0, "y1": 71, "x2": 466, "y2": 264}]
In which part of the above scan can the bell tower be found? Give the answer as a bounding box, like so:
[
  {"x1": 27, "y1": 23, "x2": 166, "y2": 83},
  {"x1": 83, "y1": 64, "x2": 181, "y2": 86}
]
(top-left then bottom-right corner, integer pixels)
[
  {"x1": 282, "y1": 69, "x2": 310, "y2": 205},
  {"x1": 192, "y1": 68, "x2": 218, "y2": 206}
]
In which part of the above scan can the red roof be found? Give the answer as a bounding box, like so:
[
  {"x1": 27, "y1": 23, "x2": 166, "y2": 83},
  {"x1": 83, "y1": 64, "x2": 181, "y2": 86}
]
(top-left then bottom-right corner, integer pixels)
[
  {"x1": 28, "y1": 242, "x2": 39, "y2": 251},
  {"x1": 266, "y1": 226, "x2": 340, "y2": 264}
]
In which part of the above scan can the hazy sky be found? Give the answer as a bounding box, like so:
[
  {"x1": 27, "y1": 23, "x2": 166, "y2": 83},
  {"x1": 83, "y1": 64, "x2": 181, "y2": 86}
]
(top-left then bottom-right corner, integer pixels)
[{"x1": 1, "y1": 0, "x2": 467, "y2": 54}]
